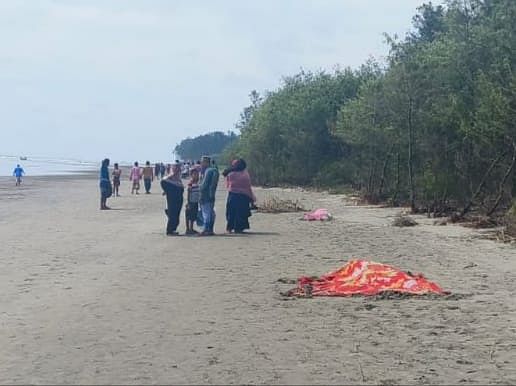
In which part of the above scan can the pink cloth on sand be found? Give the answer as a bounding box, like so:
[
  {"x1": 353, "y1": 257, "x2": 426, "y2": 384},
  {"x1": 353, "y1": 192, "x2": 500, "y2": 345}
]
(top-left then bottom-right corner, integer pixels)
[{"x1": 303, "y1": 208, "x2": 332, "y2": 221}]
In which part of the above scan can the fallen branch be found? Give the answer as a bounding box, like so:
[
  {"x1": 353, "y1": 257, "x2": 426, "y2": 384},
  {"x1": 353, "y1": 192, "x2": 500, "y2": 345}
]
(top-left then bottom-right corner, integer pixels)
[
  {"x1": 487, "y1": 139, "x2": 516, "y2": 216},
  {"x1": 459, "y1": 150, "x2": 507, "y2": 218}
]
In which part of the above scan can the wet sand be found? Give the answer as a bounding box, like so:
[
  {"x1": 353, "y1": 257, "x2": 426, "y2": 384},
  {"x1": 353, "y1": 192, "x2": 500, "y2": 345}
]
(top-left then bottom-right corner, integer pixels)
[{"x1": 0, "y1": 175, "x2": 515, "y2": 384}]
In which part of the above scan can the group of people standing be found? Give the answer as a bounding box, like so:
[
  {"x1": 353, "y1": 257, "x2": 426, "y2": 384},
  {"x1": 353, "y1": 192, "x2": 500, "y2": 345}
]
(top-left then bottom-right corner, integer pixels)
[{"x1": 99, "y1": 155, "x2": 256, "y2": 236}]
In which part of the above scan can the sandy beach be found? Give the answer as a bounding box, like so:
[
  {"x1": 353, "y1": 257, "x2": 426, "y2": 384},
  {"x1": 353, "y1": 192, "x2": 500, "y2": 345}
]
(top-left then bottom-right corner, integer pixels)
[{"x1": 1, "y1": 174, "x2": 515, "y2": 384}]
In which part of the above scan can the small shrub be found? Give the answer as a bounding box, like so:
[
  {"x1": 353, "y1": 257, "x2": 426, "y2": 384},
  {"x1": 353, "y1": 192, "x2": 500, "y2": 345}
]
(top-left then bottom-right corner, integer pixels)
[
  {"x1": 257, "y1": 196, "x2": 306, "y2": 213},
  {"x1": 393, "y1": 215, "x2": 418, "y2": 227}
]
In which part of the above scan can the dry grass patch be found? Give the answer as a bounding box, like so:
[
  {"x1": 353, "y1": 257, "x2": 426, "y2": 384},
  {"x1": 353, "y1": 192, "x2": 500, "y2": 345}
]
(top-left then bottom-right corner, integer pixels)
[{"x1": 393, "y1": 215, "x2": 418, "y2": 227}]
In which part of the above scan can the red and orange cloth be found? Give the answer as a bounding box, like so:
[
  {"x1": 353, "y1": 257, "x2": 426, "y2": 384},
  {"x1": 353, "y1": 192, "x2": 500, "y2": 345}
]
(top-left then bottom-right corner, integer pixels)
[{"x1": 287, "y1": 259, "x2": 448, "y2": 297}]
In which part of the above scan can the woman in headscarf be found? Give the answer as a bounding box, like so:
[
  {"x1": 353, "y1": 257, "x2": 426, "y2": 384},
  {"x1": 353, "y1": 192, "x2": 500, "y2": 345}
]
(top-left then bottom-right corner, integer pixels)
[
  {"x1": 223, "y1": 158, "x2": 256, "y2": 233},
  {"x1": 99, "y1": 158, "x2": 112, "y2": 210},
  {"x1": 161, "y1": 163, "x2": 184, "y2": 236}
]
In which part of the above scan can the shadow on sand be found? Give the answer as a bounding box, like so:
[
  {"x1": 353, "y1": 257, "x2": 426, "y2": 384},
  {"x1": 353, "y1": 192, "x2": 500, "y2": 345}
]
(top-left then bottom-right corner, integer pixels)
[
  {"x1": 215, "y1": 231, "x2": 280, "y2": 237},
  {"x1": 103, "y1": 208, "x2": 137, "y2": 211}
]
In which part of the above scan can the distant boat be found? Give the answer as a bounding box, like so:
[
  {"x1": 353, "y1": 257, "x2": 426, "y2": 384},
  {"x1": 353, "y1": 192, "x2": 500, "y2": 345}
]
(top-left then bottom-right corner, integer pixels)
[{"x1": 19, "y1": 156, "x2": 27, "y2": 161}]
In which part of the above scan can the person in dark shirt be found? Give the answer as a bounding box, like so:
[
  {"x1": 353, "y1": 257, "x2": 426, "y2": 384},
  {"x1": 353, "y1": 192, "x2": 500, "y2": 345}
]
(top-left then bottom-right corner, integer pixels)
[
  {"x1": 161, "y1": 163, "x2": 184, "y2": 236},
  {"x1": 154, "y1": 163, "x2": 161, "y2": 180}
]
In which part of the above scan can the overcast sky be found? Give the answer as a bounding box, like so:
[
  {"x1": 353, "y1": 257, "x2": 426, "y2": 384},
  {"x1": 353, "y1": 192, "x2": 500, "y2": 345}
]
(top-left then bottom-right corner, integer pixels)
[{"x1": 0, "y1": 0, "x2": 435, "y2": 163}]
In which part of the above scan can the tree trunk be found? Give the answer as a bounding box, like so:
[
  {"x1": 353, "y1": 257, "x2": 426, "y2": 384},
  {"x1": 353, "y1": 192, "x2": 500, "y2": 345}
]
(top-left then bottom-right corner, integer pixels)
[
  {"x1": 367, "y1": 156, "x2": 378, "y2": 201},
  {"x1": 391, "y1": 151, "x2": 401, "y2": 206},
  {"x1": 407, "y1": 97, "x2": 416, "y2": 212},
  {"x1": 378, "y1": 145, "x2": 394, "y2": 198}
]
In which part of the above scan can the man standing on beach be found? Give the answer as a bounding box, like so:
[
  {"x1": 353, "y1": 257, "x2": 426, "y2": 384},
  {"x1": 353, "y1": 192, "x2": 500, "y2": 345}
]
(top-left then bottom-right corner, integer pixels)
[
  {"x1": 142, "y1": 161, "x2": 154, "y2": 194},
  {"x1": 13, "y1": 164, "x2": 25, "y2": 186},
  {"x1": 199, "y1": 155, "x2": 219, "y2": 236}
]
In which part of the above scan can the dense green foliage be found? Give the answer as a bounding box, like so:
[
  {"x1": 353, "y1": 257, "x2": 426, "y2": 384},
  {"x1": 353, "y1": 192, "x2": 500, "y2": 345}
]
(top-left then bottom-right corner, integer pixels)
[
  {"x1": 226, "y1": 0, "x2": 516, "y2": 216},
  {"x1": 174, "y1": 131, "x2": 237, "y2": 161}
]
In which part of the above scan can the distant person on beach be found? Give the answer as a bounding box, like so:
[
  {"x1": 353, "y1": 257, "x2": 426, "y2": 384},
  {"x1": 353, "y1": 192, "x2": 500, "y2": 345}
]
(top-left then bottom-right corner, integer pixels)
[
  {"x1": 154, "y1": 163, "x2": 161, "y2": 180},
  {"x1": 142, "y1": 161, "x2": 154, "y2": 194},
  {"x1": 181, "y1": 163, "x2": 189, "y2": 179},
  {"x1": 212, "y1": 159, "x2": 219, "y2": 170},
  {"x1": 199, "y1": 155, "x2": 219, "y2": 236},
  {"x1": 185, "y1": 168, "x2": 200, "y2": 235},
  {"x1": 12, "y1": 164, "x2": 25, "y2": 186},
  {"x1": 161, "y1": 163, "x2": 184, "y2": 236},
  {"x1": 99, "y1": 158, "x2": 112, "y2": 210},
  {"x1": 223, "y1": 159, "x2": 256, "y2": 233},
  {"x1": 130, "y1": 162, "x2": 142, "y2": 195},
  {"x1": 112, "y1": 163, "x2": 122, "y2": 197},
  {"x1": 166, "y1": 163, "x2": 171, "y2": 175},
  {"x1": 160, "y1": 163, "x2": 166, "y2": 179}
]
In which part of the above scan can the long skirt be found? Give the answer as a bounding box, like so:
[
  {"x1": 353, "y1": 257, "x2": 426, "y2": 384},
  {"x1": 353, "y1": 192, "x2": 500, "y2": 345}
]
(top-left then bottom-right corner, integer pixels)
[
  {"x1": 99, "y1": 179, "x2": 112, "y2": 199},
  {"x1": 161, "y1": 180, "x2": 184, "y2": 234},
  {"x1": 226, "y1": 192, "x2": 251, "y2": 233}
]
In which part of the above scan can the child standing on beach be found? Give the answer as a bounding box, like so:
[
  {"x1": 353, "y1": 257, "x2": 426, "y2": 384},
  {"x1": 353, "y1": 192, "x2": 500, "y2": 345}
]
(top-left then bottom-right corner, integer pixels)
[
  {"x1": 185, "y1": 168, "x2": 201, "y2": 235},
  {"x1": 130, "y1": 162, "x2": 142, "y2": 195}
]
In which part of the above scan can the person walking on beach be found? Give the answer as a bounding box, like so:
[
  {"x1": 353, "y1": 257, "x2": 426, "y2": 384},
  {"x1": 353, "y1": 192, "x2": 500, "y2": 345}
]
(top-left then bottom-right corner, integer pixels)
[
  {"x1": 161, "y1": 163, "x2": 184, "y2": 236},
  {"x1": 199, "y1": 155, "x2": 219, "y2": 236},
  {"x1": 223, "y1": 158, "x2": 256, "y2": 233},
  {"x1": 130, "y1": 162, "x2": 142, "y2": 195},
  {"x1": 185, "y1": 168, "x2": 201, "y2": 235},
  {"x1": 99, "y1": 158, "x2": 112, "y2": 210},
  {"x1": 160, "y1": 163, "x2": 166, "y2": 179},
  {"x1": 142, "y1": 161, "x2": 154, "y2": 194},
  {"x1": 112, "y1": 163, "x2": 122, "y2": 197},
  {"x1": 154, "y1": 162, "x2": 161, "y2": 181},
  {"x1": 12, "y1": 164, "x2": 25, "y2": 186}
]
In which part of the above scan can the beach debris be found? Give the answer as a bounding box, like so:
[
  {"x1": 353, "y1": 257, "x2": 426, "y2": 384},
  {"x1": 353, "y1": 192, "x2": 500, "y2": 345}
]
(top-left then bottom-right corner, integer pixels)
[
  {"x1": 393, "y1": 215, "x2": 418, "y2": 227},
  {"x1": 302, "y1": 208, "x2": 333, "y2": 221},
  {"x1": 284, "y1": 259, "x2": 448, "y2": 297},
  {"x1": 257, "y1": 196, "x2": 306, "y2": 213},
  {"x1": 461, "y1": 215, "x2": 500, "y2": 229},
  {"x1": 277, "y1": 277, "x2": 297, "y2": 284},
  {"x1": 474, "y1": 228, "x2": 516, "y2": 244}
]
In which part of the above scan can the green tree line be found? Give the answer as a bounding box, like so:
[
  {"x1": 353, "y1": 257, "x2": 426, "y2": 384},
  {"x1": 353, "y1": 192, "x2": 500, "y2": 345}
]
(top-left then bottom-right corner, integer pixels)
[
  {"x1": 224, "y1": 0, "x2": 516, "y2": 217},
  {"x1": 175, "y1": 131, "x2": 237, "y2": 161}
]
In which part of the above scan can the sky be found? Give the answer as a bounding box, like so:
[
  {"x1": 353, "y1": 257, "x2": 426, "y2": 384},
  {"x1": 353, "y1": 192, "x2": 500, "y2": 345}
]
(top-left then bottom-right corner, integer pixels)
[{"x1": 0, "y1": 0, "x2": 435, "y2": 163}]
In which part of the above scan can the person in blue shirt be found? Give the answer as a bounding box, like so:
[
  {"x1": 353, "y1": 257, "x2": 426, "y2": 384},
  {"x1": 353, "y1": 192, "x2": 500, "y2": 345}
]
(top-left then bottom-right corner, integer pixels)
[
  {"x1": 13, "y1": 164, "x2": 25, "y2": 186},
  {"x1": 198, "y1": 156, "x2": 219, "y2": 236},
  {"x1": 99, "y1": 158, "x2": 112, "y2": 210}
]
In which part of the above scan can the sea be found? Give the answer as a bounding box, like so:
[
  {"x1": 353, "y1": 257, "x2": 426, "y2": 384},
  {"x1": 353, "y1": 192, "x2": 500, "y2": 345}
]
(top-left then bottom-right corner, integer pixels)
[{"x1": 0, "y1": 155, "x2": 99, "y2": 177}]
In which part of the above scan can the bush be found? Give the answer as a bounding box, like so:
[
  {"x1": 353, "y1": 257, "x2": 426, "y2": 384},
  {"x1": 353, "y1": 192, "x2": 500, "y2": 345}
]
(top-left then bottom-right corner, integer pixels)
[
  {"x1": 313, "y1": 161, "x2": 356, "y2": 187},
  {"x1": 505, "y1": 201, "x2": 516, "y2": 237}
]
